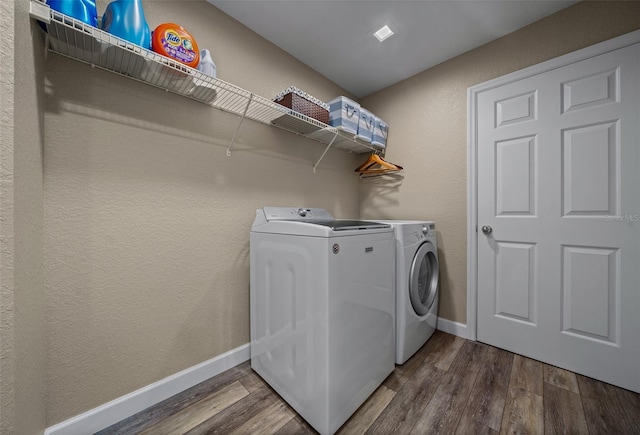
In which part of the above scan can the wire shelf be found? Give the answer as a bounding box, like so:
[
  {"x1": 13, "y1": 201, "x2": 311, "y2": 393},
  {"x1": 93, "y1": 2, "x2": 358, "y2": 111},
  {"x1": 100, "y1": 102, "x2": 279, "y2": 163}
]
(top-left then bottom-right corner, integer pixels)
[{"x1": 30, "y1": 0, "x2": 377, "y2": 158}]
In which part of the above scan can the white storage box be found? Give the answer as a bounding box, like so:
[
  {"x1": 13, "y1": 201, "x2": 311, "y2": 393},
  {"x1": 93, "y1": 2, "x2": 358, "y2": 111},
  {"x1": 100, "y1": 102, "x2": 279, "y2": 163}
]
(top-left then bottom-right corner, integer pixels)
[
  {"x1": 372, "y1": 117, "x2": 389, "y2": 149},
  {"x1": 327, "y1": 96, "x2": 360, "y2": 134},
  {"x1": 357, "y1": 108, "x2": 375, "y2": 143}
]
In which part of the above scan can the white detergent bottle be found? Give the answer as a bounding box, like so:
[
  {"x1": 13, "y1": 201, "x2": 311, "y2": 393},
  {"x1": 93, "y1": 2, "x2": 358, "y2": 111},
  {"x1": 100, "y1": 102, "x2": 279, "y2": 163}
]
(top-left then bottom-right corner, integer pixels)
[
  {"x1": 197, "y1": 49, "x2": 217, "y2": 78},
  {"x1": 191, "y1": 49, "x2": 218, "y2": 103}
]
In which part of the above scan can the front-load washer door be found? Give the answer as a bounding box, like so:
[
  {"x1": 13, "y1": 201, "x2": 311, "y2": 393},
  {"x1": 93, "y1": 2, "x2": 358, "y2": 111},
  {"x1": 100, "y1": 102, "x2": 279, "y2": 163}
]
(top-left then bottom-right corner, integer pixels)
[{"x1": 409, "y1": 241, "x2": 439, "y2": 316}]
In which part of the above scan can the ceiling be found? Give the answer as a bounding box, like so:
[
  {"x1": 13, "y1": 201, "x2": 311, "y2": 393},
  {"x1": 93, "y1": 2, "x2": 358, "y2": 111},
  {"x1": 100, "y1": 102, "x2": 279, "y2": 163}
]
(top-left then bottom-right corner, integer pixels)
[{"x1": 208, "y1": 0, "x2": 576, "y2": 98}]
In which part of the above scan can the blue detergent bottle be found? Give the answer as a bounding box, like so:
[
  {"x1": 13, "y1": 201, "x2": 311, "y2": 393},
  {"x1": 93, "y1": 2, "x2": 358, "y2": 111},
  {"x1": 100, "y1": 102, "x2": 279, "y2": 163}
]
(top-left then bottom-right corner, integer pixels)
[
  {"x1": 102, "y1": 0, "x2": 151, "y2": 49},
  {"x1": 47, "y1": 0, "x2": 98, "y2": 27}
]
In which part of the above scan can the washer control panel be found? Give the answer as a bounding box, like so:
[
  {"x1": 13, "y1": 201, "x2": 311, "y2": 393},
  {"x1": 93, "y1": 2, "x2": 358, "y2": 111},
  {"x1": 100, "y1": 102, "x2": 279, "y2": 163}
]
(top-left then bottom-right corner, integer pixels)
[{"x1": 262, "y1": 207, "x2": 334, "y2": 221}]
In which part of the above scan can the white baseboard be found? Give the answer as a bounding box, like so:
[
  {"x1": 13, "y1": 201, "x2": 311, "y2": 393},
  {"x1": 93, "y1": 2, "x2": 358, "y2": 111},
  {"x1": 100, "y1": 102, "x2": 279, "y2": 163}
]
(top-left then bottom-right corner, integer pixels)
[
  {"x1": 45, "y1": 343, "x2": 250, "y2": 435},
  {"x1": 45, "y1": 320, "x2": 467, "y2": 434},
  {"x1": 437, "y1": 317, "x2": 468, "y2": 339}
]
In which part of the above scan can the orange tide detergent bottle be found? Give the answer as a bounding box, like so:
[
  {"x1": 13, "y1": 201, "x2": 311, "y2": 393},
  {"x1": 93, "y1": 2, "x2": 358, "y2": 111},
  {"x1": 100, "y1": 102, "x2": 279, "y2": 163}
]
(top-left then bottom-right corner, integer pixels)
[{"x1": 152, "y1": 23, "x2": 200, "y2": 68}]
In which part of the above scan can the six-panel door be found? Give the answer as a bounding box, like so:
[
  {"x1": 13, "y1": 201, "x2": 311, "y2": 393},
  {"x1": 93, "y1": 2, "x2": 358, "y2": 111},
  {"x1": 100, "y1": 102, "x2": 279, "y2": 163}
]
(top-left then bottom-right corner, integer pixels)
[{"x1": 476, "y1": 43, "x2": 640, "y2": 392}]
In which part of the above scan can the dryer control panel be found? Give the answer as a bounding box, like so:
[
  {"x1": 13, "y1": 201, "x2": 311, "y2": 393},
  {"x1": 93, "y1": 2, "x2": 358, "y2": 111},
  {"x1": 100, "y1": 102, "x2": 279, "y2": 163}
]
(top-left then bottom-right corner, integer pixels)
[
  {"x1": 421, "y1": 223, "x2": 436, "y2": 238},
  {"x1": 405, "y1": 222, "x2": 436, "y2": 245}
]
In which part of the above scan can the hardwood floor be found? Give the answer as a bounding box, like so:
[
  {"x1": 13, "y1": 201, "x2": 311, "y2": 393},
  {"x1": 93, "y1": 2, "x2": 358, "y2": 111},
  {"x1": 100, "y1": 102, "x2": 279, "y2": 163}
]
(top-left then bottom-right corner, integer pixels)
[{"x1": 98, "y1": 331, "x2": 640, "y2": 434}]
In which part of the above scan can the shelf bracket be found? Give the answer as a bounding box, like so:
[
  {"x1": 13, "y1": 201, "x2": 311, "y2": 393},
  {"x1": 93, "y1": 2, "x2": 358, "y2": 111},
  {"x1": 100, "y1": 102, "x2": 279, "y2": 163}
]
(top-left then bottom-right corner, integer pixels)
[
  {"x1": 227, "y1": 93, "x2": 253, "y2": 156},
  {"x1": 313, "y1": 131, "x2": 339, "y2": 173}
]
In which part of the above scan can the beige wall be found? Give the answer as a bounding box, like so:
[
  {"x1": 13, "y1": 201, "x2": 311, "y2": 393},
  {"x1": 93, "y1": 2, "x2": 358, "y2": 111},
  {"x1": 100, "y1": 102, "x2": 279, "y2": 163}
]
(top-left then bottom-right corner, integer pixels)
[
  {"x1": 44, "y1": 0, "x2": 361, "y2": 425},
  {"x1": 30, "y1": 0, "x2": 640, "y2": 428},
  {"x1": 1, "y1": 0, "x2": 46, "y2": 434},
  {"x1": 360, "y1": 1, "x2": 640, "y2": 325}
]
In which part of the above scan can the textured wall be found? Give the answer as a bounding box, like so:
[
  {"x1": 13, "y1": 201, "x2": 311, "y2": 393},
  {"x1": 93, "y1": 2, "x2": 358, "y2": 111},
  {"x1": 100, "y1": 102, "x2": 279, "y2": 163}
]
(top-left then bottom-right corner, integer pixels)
[
  {"x1": 0, "y1": 2, "x2": 17, "y2": 432},
  {"x1": 360, "y1": 1, "x2": 640, "y2": 324},
  {"x1": 0, "y1": 0, "x2": 46, "y2": 434},
  {"x1": 44, "y1": 0, "x2": 361, "y2": 425},
  {"x1": 41, "y1": 0, "x2": 640, "y2": 426}
]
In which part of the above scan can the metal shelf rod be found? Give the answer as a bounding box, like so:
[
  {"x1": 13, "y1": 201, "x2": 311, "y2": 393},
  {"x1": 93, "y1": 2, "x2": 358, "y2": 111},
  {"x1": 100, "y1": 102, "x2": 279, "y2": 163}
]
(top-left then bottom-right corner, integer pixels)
[
  {"x1": 313, "y1": 131, "x2": 339, "y2": 173},
  {"x1": 227, "y1": 93, "x2": 254, "y2": 156}
]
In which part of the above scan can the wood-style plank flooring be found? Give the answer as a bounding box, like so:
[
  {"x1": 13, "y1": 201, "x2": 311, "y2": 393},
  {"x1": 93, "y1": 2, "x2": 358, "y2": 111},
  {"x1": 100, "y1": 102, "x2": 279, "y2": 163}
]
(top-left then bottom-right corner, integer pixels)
[{"x1": 98, "y1": 331, "x2": 640, "y2": 434}]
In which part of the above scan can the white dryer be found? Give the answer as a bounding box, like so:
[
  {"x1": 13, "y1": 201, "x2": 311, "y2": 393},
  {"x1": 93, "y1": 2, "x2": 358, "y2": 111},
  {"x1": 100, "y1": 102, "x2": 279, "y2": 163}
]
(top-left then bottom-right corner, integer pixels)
[
  {"x1": 250, "y1": 207, "x2": 395, "y2": 435},
  {"x1": 378, "y1": 221, "x2": 439, "y2": 365}
]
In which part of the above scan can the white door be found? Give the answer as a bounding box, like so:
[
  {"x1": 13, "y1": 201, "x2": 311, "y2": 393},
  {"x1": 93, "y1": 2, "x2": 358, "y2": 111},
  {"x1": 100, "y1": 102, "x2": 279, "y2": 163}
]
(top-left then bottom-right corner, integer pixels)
[{"x1": 476, "y1": 43, "x2": 640, "y2": 392}]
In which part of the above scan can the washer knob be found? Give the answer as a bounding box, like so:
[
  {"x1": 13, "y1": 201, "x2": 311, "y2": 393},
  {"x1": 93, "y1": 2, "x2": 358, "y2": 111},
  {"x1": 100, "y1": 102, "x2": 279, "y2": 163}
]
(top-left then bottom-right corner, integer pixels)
[
  {"x1": 298, "y1": 208, "x2": 310, "y2": 217},
  {"x1": 422, "y1": 225, "x2": 429, "y2": 235}
]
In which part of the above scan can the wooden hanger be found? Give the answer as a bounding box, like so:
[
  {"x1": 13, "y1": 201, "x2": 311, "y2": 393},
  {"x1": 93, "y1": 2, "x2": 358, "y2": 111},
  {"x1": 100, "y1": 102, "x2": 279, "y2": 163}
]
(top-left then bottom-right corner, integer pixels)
[{"x1": 355, "y1": 153, "x2": 403, "y2": 175}]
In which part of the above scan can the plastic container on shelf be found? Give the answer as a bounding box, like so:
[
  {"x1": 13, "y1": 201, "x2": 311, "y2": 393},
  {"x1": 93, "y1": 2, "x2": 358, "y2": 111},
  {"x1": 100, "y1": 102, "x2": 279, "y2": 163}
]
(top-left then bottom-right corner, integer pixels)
[
  {"x1": 197, "y1": 49, "x2": 217, "y2": 77},
  {"x1": 47, "y1": 0, "x2": 98, "y2": 27},
  {"x1": 45, "y1": 0, "x2": 100, "y2": 62},
  {"x1": 151, "y1": 23, "x2": 200, "y2": 68},
  {"x1": 189, "y1": 79, "x2": 217, "y2": 103},
  {"x1": 101, "y1": 0, "x2": 151, "y2": 49},
  {"x1": 189, "y1": 49, "x2": 217, "y2": 103}
]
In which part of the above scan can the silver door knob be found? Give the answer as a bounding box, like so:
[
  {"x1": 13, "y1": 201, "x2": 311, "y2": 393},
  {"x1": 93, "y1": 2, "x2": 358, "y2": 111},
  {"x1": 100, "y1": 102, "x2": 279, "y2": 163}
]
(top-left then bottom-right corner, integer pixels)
[{"x1": 482, "y1": 225, "x2": 493, "y2": 234}]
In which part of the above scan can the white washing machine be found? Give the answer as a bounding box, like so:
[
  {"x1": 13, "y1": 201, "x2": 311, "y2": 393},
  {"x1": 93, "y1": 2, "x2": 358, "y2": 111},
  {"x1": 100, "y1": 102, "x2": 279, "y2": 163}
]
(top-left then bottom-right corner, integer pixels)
[
  {"x1": 250, "y1": 207, "x2": 395, "y2": 435},
  {"x1": 378, "y1": 221, "x2": 439, "y2": 365}
]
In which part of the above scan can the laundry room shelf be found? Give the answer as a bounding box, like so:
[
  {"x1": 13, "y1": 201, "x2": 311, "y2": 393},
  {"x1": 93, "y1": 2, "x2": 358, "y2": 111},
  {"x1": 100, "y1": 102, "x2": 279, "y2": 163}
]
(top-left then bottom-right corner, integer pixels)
[{"x1": 29, "y1": 0, "x2": 378, "y2": 167}]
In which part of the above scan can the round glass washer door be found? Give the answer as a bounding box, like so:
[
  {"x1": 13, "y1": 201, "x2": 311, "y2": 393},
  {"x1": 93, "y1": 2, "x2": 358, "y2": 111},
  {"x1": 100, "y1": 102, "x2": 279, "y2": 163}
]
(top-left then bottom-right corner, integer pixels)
[{"x1": 409, "y1": 241, "x2": 439, "y2": 316}]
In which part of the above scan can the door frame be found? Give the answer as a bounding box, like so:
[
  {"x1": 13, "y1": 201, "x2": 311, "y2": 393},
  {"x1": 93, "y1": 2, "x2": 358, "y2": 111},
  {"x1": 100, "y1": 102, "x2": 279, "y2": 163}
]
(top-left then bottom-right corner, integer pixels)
[{"x1": 466, "y1": 30, "x2": 640, "y2": 341}]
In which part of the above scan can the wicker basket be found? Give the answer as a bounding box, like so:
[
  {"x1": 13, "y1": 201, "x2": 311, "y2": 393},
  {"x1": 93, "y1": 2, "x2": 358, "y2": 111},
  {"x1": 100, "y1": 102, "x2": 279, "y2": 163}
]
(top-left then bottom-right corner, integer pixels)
[{"x1": 275, "y1": 92, "x2": 329, "y2": 124}]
